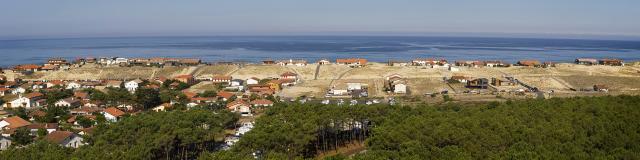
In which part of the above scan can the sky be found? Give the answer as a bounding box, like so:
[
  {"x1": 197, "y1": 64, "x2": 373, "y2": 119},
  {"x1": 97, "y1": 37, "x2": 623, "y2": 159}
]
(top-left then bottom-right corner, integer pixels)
[{"x1": 1, "y1": 0, "x2": 640, "y2": 39}]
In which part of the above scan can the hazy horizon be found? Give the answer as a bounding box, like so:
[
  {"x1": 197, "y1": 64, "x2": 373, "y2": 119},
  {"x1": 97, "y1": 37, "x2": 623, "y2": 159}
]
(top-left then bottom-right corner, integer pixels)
[{"x1": 2, "y1": 0, "x2": 640, "y2": 41}]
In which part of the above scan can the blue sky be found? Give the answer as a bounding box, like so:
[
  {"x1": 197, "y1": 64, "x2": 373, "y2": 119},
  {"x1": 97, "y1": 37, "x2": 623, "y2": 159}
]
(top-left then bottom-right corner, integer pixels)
[{"x1": 1, "y1": 0, "x2": 639, "y2": 39}]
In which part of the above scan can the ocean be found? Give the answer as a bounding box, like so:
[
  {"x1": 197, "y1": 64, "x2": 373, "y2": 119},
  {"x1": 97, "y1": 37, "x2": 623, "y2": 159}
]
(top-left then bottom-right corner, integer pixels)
[{"x1": 1, "y1": 36, "x2": 639, "y2": 67}]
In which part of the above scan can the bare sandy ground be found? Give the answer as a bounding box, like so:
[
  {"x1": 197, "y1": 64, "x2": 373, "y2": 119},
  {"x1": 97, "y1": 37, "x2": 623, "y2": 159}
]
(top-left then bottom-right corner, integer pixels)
[{"x1": 5, "y1": 62, "x2": 639, "y2": 99}]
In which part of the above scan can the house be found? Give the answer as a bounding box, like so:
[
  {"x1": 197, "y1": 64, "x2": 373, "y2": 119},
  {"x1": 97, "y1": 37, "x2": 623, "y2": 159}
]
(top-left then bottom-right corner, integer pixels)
[
  {"x1": 575, "y1": 58, "x2": 598, "y2": 65},
  {"x1": 226, "y1": 100, "x2": 252, "y2": 116},
  {"x1": 279, "y1": 79, "x2": 297, "y2": 86},
  {"x1": 599, "y1": 59, "x2": 624, "y2": 66},
  {"x1": 262, "y1": 59, "x2": 276, "y2": 65},
  {"x1": 4, "y1": 93, "x2": 44, "y2": 109},
  {"x1": 45, "y1": 131, "x2": 85, "y2": 148},
  {"x1": 70, "y1": 107, "x2": 102, "y2": 116},
  {"x1": 412, "y1": 58, "x2": 447, "y2": 66},
  {"x1": 13, "y1": 64, "x2": 41, "y2": 72},
  {"x1": 125, "y1": 79, "x2": 143, "y2": 92},
  {"x1": 105, "y1": 80, "x2": 123, "y2": 88},
  {"x1": 230, "y1": 79, "x2": 244, "y2": 87},
  {"x1": 448, "y1": 66, "x2": 460, "y2": 72},
  {"x1": 394, "y1": 83, "x2": 407, "y2": 94},
  {"x1": 66, "y1": 81, "x2": 82, "y2": 90},
  {"x1": 280, "y1": 72, "x2": 298, "y2": 80},
  {"x1": 212, "y1": 75, "x2": 232, "y2": 85},
  {"x1": 0, "y1": 116, "x2": 31, "y2": 129},
  {"x1": 173, "y1": 75, "x2": 195, "y2": 84},
  {"x1": 102, "y1": 107, "x2": 125, "y2": 122},
  {"x1": 74, "y1": 91, "x2": 90, "y2": 101},
  {"x1": 277, "y1": 59, "x2": 307, "y2": 66},
  {"x1": 10, "y1": 87, "x2": 25, "y2": 95},
  {"x1": 491, "y1": 78, "x2": 516, "y2": 86},
  {"x1": 26, "y1": 123, "x2": 58, "y2": 135},
  {"x1": 152, "y1": 103, "x2": 172, "y2": 112},
  {"x1": 388, "y1": 60, "x2": 409, "y2": 66},
  {"x1": 336, "y1": 58, "x2": 367, "y2": 67},
  {"x1": 484, "y1": 61, "x2": 506, "y2": 67},
  {"x1": 450, "y1": 76, "x2": 469, "y2": 83},
  {"x1": 246, "y1": 77, "x2": 260, "y2": 85},
  {"x1": 250, "y1": 99, "x2": 274, "y2": 107},
  {"x1": 46, "y1": 58, "x2": 69, "y2": 66},
  {"x1": 46, "y1": 80, "x2": 65, "y2": 88},
  {"x1": 593, "y1": 84, "x2": 609, "y2": 92},
  {"x1": 317, "y1": 59, "x2": 331, "y2": 65},
  {"x1": 517, "y1": 60, "x2": 541, "y2": 67},
  {"x1": 41, "y1": 65, "x2": 60, "y2": 71},
  {"x1": 217, "y1": 91, "x2": 235, "y2": 101},
  {"x1": 0, "y1": 88, "x2": 9, "y2": 96},
  {"x1": 55, "y1": 97, "x2": 81, "y2": 107},
  {"x1": 466, "y1": 78, "x2": 489, "y2": 89},
  {"x1": 0, "y1": 136, "x2": 11, "y2": 150}
]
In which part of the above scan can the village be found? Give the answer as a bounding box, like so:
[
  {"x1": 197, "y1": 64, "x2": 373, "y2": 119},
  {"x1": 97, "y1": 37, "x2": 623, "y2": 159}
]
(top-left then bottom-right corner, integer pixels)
[{"x1": 0, "y1": 56, "x2": 638, "y2": 150}]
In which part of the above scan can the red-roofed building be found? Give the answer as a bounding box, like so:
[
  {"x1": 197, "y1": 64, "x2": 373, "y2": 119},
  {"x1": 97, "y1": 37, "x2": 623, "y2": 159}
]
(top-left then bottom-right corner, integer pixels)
[
  {"x1": 0, "y1": 116, "x2": 31, "y2": 129},
  {"x1": 217, "y1": 91, "x2": 235, "y2": 101},
  {"x1": 102, "y1": 107, "x2": 125, "y2": 122},
  {"x1": 226, "y1": 100, "x2": 252, "y2": 116},
  {"x1": 212, "y1": 75, "x2": 232, "y2": 84},
  {"x1": 336, "y1": 58, "x2": 367, "y2": 67},
  {"x1": 251, "y1": 99, "x2": 274, "y2": 107},
  {"x1": 45, "y1": 131, "x2": 85, "y2": 148}
]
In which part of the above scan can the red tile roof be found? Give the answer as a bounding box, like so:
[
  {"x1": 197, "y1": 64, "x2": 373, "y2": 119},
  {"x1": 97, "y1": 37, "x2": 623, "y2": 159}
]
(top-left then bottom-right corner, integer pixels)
[
  {"x1": 2, "y1": 116, "x2": 32, "y2": 129},
  {"x1": 217, "y1": 91, "x2": 234, "y2": 99},
  {"x1": 24, "y1": 92, "x2": 44, "y2": 99},
  {"x1": 251, "y1": 99, "x2": 273, "y2": 105},
  {"x1": 104, "y1": 107, "x2": 125, "y2": 117},
  {"x1": 45, "y1": 131, "x2": 74, "y2": 144}
]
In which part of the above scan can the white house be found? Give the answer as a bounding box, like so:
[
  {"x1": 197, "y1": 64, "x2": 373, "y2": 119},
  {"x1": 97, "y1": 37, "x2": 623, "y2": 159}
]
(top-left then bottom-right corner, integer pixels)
[
  {"x1": 231, "y1": 79, "x2": 243, "y2": 87},
  {"x1": 54, "y1": 98, "x2": 81, "y2": 107},
  {"x1": 10, "y1": 87, "x2": 25, "y2": 95},
  {"x1": 449, "y1": 66, "x2": 460, "y2": 72},
  {"x1": 0, "y1": 137, "x2": 11, "y2": 150},
  {"x1": 102, "y1": 107, "x2": 125, "y2": 122},
  {"x1": 45, "y1": 131, "x2": 85, "y2": 148},
  {"x1": 66, "y1": 82, "x2": 82, "y2": 90},
  {"x1": 394, "y1": 84, "x2": 407, "y2": 94},
  {"x1": 125, "y1": 79, "x2": 142, "y2": 92},
  {"x1": 4, "y1": 96, "x2": 38, "y2": 109},
  {"x1": 226, "y1": 100, "x2": 252, "y2": 116},
  {"x1": 246, "y1": 77, "x2": 259, "y2": 85}
]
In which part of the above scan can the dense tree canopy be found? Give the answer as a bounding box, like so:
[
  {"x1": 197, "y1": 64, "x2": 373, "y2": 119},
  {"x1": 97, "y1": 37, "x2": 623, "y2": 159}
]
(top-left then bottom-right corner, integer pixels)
[
  {"x1": 204, "y1": 96, "x2": 640, "y2": 159},
  {"x1": 2, "y1": 95, "x2": 639, "y2": 160}
]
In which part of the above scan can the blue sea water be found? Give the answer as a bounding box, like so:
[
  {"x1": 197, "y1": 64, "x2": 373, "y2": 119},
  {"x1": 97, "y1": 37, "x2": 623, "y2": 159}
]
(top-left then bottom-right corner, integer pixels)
[{"x1": 1, "y1": 36, "x2": 639, "y2": 67}]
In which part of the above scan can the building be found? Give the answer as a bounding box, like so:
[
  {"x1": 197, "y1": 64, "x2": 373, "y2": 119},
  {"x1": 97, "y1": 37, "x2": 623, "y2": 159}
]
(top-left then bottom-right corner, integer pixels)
[
  {"x1": 66, "y1": 81, "x2": 82, "y2": 90},
  {"x1": 491, "y1": 77, "x2": 516, "y2": 86},
  {"x1": 466, "y1": 78, "x2": 489, "y2": 89},
  {"x1": 45, "y1": 131, "x2": 85, "y2": 148},
  {"x1": 3, "y1": 92, "x2": 44, "y2": 109},
  {"x1": 246, "y1": 77, "x2": 260, "y2": 85},
  {"x1": 593, "y1": 84, "x2": 609, "y2": 92},
  {"x1": 105, "y1": 80, "x2": 123, "y2": 88},
  {"x1": 517, "y1": 60, "x2": 541, "y2": 67},
  {"x1": 0, "y1": 116, "x2": 31, "y2": 130},
  {"x1": 599, "y1": 59, "x2": 624, "y2": 66},
  {"x1": 46, "y1": 58, "x2": 70, "y2": 66},
  {"x1": 54, "y1": 97, "x2": 81, "y2": 107},
  {"x1": 575, "y1": 58, "x2": 598, "y2": 65},
  {"x1": 13, "y1": 64, "x2": 41, "y2": 72},
  {"x1": 226, "y1": 100, "x2": 252, "y2": 116},
  {"x1": 173, "y1": 75, "x2": 195, "y2": 84},
  {"x1": 102, "y1": 107, "x2": 125, "y2": 122},
  {"x1": 217, "y1": 91, "x2": 235, "y2": 101},
  {"x1": 212, "y1": 75, "x2": 232, "y2": 85},
  {"x1": 394, "y1": 83, "x2": 407, "y2": 94},
  {"x1": 388, "y1": 60, "x2": 410, "y2": 66},
  {"x1": 0, "y1": 136, "x2": 11, "y2": 150},
  {"x1": 277, "y1": 59, "x2": 307, "y2": 66},
  {"x1": 125, "y1": 79, "x2": 143, "y2": 92},
  {"x1": 450, "y1": 75, "x2": 469, "y2": 83},
  {"x1": 317, "y1": 59, "x2": 331, "y2": 65},
  {"x1": 484, "y1": 61, "x2": 507, "y2": 67},
  {"x1": 336, "y1": 58, "x2": 367, "y2": 67},
  {"x1": 280, "y1": 72, "x2": 298, "y2": 80}
]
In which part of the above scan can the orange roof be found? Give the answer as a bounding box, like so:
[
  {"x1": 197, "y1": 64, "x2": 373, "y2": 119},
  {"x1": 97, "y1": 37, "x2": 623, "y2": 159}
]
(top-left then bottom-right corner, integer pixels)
[
  {"x1": 48, "y1": 80, "x2": 65, "y2": 86},
  {"x1": 226, "y1": 99, "x2": 250, "y2": 109},
  {"x1": 104, "y1": 107, "x2": 125, "y2": 117},
  {"x1": 45, "y1": 131, "x2": 74, "y2": 144},
  {"x1": 0, "y1": 88, "x2": 10, "y2": 92},
  {"x1": 336, "y1": 58, "x2": 368, "y2": 64},
  {"x1": 14, "y1": 64, "x2": 41, "y2": 70},
  {"x1": 217, "y1": 91, "x2": 234, "y2": 99},
  {"x1": 74, "y1": 91, "x2": 89, "y2": 99},
  {"x1": 25, "y1": 92, "x2": 44, "y2": 99},
  {"x1": 2, "y1": 116, "x2": 32, "y2": 129},
  {"x1": 41, "y1": 65, "x2": 59, "y2": 70}
]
